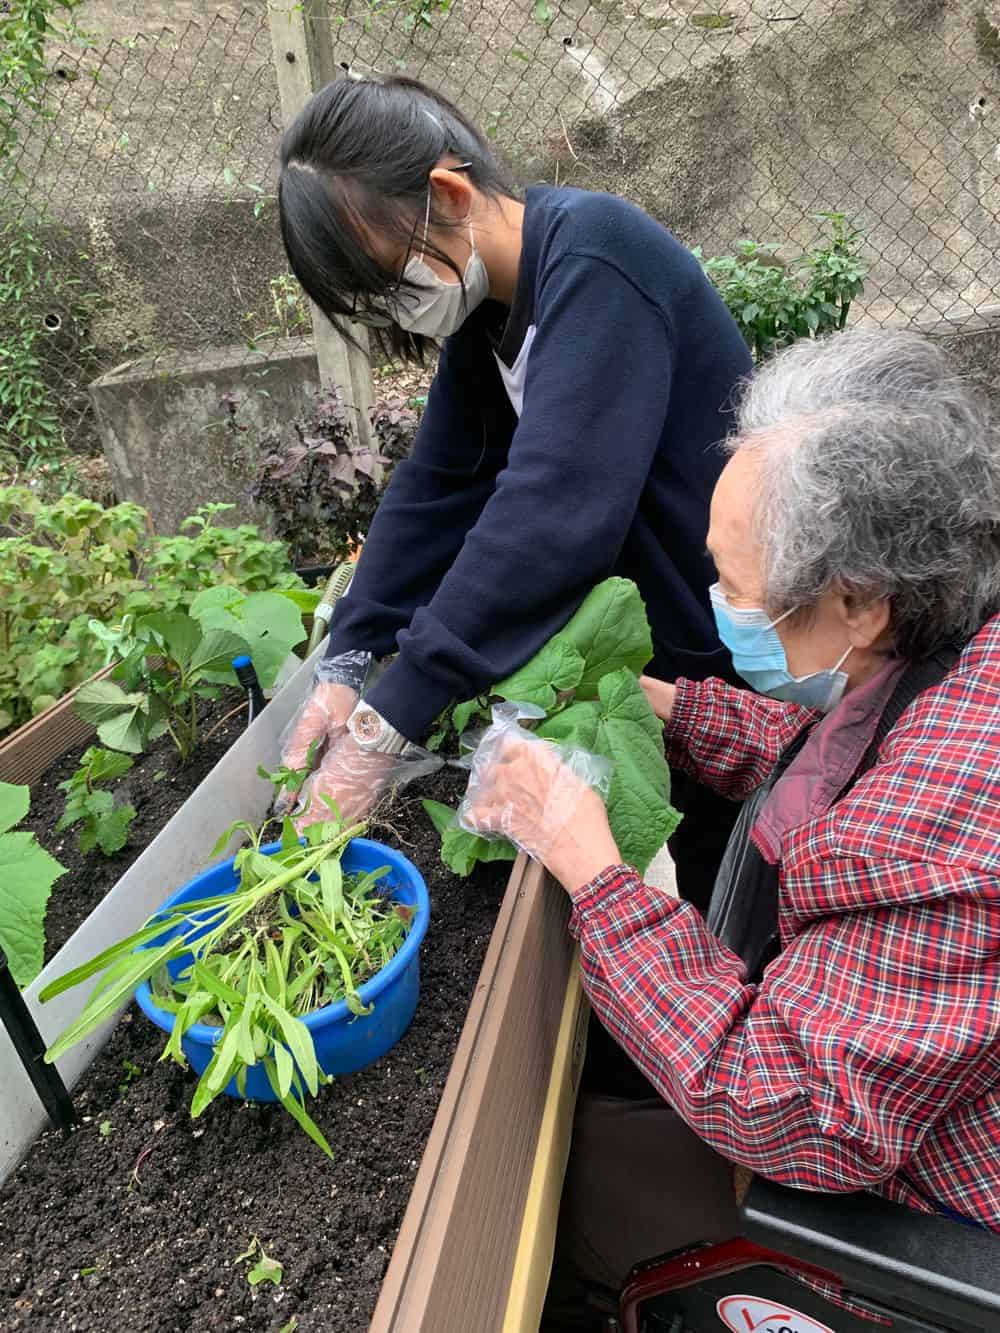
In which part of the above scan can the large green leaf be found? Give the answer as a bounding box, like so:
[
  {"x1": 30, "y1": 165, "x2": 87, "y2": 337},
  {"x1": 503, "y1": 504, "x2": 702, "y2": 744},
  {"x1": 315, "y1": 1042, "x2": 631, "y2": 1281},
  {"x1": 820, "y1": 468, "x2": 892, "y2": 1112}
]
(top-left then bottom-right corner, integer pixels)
[
  {"x1": 138, "y1": 611, "x2": 202, "y2": 670},
  {"x1": 83, "y1": 747, "x2": 134, "y2": 784},
  {"x1": 421, "y1": 798, "x2": 517, "y2": 877},
  {"x1": 536, "y1": 700, "x2": 601, "y2": 750},
  {"x1": 494, "y1": 638, "x2": 584, "y2": 711},
  {"x1": 538, "y1": 670, "x2": 680, "y2": 873},
  {"x1": 191, "y1": 591, "x2": 304, "y2": 688},
  {"x1": 0, "y1": 781, "x2": 29, "y2": 835},
  {"x1": 75, "y1": 679, "x2": 152, "y2": 755},
  {"x1": 94, "y1": 803, "x2": 136, "y2": 856},
  {"x1": 594, "y1": 669, "x2": 680, "y2": 873},
  {"x1": 443, "y1": 824, "x2": 517, "y2": 877},
  {"x1": 276, "y1": 586, "x2": 322, "y2": 615},
  {"x1": 421, "y1": 798, "x2": 457, "y2": 836},
  {"x1": 0, "y1": 783, "x2": 66, "y2": 986},
  {"x1": 557, "y1": 578, "x2": 654, "y2": 698},
  {"x1": 188, "y1": 586, "x2": 241, "y2": 617},
  {"x1": 188, "y1": 627, "x2": 251, "y2": 680},
  {"x1": 452, "y1": 697, "x2": 487, "y2": 736}
]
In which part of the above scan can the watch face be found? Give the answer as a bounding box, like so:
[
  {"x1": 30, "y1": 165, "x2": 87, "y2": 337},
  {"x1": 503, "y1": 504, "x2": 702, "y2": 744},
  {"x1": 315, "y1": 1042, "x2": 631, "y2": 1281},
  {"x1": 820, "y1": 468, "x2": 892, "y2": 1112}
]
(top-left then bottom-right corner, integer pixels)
[{"x1": 353, "y1": 708, "x2": 383, "y2": 744}]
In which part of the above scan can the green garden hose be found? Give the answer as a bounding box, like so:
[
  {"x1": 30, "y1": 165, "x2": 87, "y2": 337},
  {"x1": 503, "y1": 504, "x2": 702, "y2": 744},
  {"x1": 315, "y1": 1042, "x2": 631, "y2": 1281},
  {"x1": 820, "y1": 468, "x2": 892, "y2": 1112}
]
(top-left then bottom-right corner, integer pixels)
[{"x1": 307, "y1": 560, "x2": 357, "y2": 654}]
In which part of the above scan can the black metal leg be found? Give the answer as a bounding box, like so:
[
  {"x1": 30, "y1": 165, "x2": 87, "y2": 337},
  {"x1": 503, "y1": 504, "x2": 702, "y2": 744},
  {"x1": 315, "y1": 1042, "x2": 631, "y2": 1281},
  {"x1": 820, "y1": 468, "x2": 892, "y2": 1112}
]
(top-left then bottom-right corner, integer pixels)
[{"x1": 0, "y1": 951, "x2": 78, "y2": 1134}]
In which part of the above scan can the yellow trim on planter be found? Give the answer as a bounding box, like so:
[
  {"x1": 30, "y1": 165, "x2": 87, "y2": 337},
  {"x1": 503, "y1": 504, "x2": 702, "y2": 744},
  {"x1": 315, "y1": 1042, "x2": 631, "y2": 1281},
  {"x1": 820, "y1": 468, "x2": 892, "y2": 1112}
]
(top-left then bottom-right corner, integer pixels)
[{"x1": 502, "y1": 955, "x2": 590, "y2": 1333}]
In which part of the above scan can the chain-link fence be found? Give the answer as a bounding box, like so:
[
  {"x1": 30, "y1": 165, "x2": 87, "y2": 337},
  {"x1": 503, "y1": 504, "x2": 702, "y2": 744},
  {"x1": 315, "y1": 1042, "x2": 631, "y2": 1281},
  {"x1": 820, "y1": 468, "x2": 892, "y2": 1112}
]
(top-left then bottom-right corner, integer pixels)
[{"x1": 4, "y1": 0, "x2": 1000, "y2": 475}]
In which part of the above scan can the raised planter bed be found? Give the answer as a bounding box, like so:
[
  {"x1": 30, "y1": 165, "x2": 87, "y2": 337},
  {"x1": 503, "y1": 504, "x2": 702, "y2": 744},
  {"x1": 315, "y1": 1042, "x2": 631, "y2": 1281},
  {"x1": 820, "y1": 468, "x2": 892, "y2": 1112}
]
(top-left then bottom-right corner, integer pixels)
[
  {"x1": 0, "y1": 650, "x2": 582, "y2": 1331},
  {"x1": 0, "y1": 663, "x2": 116, "y2": 789}
]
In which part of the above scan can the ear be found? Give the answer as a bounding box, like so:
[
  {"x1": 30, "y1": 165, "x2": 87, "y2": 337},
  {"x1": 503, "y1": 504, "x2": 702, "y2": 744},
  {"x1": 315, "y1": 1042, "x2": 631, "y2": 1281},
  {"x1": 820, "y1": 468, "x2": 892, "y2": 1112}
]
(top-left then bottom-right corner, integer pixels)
[
  {"x1": 428, "y1": 165, "x2": 474, "y2": 221},
  {"x1": 839, "y1": 589, "x2": 892, "y2": 649}
]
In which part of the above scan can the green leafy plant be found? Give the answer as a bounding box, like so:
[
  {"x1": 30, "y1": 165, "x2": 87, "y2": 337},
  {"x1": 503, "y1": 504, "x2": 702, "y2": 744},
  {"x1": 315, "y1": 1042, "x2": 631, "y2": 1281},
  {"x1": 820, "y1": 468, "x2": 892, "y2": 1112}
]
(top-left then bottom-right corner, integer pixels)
[
  {"x1": 74, "y1": 581, "x2": 311, "y2": 761},
  {"x1": 251, "y1": 390, "x2": 418, "y2": 566},
  {"x1": 56, "y1": 746, "x2": 136, "y2": 856},
  {"x1": 0, "y1": 490, "x2": 308, "y2": 736},
  {"x1": 1, "y1": 2, "x2": 94, "y2": 472},
  {"x1": 424, "y1": 579, "x2": 681, "y2": 877},
  {"x1": 1, "y1": 2, "x2": 85, "y2": 158},
  {"x1": 402, "y1": 0, "x2": 451, "y2": 31},
  {"x1": 234, "y1": 1237, "x2": 284, "y2": 1288},
  {"x1": 41, "y1": 800, "x2": 414, "y2": 1156},
  {"x1": 242, "y1": 273, "x2": 309, "y2": 347},
  {"x1": 187, "y1": 587, "x2": 309, "y2": 690},
  {"x1": 140, "y1": 504, "x2": 306, "y2": 605},
  {"x1": 74, "y1": 612, "x2": 253, "y2": 761},
  {"x1": 695, "y1": 213, "x2": 867, "y2": 363},
  {"x1": 0, "y1": 780, "x2": 66, "y2": 986}
]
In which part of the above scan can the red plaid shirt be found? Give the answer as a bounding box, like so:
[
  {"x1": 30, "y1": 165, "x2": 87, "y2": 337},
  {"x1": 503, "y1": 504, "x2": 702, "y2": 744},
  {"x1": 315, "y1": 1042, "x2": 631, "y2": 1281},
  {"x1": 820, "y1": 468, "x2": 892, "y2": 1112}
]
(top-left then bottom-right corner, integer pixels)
[{"x1": 569, "y1": 615, "x2": 1000, "y2": 1230}]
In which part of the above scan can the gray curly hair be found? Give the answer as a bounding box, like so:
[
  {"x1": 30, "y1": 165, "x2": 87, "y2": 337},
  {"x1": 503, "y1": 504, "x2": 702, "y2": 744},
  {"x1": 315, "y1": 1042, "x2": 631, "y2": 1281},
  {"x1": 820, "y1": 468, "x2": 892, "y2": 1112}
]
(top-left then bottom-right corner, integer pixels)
[{"x1": 730, "y1": 329, "x2": 1000, "y2": 658}]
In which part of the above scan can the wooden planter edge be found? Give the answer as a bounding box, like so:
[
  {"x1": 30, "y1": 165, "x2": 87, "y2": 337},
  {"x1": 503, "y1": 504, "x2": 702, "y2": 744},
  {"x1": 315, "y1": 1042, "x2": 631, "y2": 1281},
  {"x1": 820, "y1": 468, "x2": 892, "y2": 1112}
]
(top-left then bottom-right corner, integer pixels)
[
  {"x1": 0, "y1": 664, "x2": 115, "y2": 788},
  {"x1": 370, "y1": 855, "x2": 582, "y2": 1333}
]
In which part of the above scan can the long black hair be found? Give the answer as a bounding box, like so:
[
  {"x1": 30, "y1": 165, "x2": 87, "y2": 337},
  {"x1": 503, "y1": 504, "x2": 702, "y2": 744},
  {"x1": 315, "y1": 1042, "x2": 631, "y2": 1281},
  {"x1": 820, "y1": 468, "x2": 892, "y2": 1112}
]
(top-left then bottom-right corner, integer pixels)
[{"x1": 278, "y1": 76, "x2": 517, "y2": 361}]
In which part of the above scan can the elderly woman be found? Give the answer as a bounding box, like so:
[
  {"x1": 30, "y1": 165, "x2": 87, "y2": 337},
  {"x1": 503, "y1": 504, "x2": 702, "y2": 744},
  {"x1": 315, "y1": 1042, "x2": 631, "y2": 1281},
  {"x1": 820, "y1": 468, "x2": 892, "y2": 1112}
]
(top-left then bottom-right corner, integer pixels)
[{"x1": 461, "y1": 329, "x2": 1000, "y2": 1320}]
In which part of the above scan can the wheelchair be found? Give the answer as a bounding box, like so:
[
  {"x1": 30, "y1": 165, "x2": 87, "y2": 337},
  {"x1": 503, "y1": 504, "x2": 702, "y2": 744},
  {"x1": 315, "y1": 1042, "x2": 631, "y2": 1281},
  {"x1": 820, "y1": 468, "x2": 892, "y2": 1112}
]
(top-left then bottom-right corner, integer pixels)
[{"x1": 618, "y1": 1177, "x2": 1000, "y2": 1333}]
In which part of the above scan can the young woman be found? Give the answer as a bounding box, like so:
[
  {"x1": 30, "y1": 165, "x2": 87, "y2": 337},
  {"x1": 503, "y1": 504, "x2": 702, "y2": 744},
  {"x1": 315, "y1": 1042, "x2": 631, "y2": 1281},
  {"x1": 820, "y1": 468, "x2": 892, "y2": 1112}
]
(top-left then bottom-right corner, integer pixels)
[{"x1": 276, "y1": 74, "x2": 752, "y2": 911}]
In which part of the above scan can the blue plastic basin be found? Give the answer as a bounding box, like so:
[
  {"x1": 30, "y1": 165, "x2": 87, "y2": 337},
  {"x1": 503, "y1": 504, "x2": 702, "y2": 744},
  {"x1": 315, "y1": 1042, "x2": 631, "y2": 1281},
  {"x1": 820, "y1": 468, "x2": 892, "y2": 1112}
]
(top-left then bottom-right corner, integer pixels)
[{"x1": 134, "y1": 837, "x2": 429, "y2": 1102}]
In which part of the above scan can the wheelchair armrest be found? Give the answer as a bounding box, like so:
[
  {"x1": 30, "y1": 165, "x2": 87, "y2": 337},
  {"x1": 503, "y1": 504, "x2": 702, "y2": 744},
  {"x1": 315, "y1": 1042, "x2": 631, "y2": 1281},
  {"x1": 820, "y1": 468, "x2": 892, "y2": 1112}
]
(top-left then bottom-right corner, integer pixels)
[{"x1": 741, "y1": 1178, "x2": 1000, "y2": 1329}]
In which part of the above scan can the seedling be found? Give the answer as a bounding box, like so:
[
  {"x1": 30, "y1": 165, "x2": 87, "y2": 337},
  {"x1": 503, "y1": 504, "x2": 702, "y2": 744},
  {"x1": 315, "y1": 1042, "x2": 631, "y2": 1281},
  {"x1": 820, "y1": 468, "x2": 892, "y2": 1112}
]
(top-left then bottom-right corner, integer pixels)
[
  {"x1": 57, "y1": 746, "x2": 136, "y2": 856},
  {"x1": 41, "y1": 795, "x2": 414, "y2": 1156},
  {"x1": 74, "y1": 611, "x2": 251, "y2": 761},
  {"x1": 234, "y1": 1236, "x2": 283, "y2": 1288},
  {"x1": 257, "y1": 743, "x2": 318, "y2": 806},
  {"x1": 98, "y1": 1119, "x2": 112, "y2": 1137},
  {"x1": 117, "y1": 1058, "x2": 142, "y2": 1096}
]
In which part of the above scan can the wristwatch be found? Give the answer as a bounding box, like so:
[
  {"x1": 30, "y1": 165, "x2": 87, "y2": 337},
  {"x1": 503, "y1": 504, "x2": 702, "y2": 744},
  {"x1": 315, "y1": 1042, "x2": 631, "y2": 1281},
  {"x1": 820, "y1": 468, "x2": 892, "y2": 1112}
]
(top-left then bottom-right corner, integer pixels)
[{"x1": 346, "y1": 702, "x2": 410, "y2": 755}]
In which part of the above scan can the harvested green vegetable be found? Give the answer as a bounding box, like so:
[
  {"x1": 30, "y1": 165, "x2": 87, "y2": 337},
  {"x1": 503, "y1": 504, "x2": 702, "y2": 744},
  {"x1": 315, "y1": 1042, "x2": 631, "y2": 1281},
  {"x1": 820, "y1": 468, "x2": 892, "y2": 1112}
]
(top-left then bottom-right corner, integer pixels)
[
  {"x1": 424, "y1": 578, "x2": 680, "y2": 876},
  {"x1": 41, "y1": 802, "x2": 413, "y2": 1156}
]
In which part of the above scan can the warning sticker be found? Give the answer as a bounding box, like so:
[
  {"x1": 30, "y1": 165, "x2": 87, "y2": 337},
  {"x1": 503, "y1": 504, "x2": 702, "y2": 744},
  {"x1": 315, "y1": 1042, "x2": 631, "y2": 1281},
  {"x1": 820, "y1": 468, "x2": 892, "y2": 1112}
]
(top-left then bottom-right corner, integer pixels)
[{"x1": 717, "y1": 1294, "x2": 836, "y2": 1333}]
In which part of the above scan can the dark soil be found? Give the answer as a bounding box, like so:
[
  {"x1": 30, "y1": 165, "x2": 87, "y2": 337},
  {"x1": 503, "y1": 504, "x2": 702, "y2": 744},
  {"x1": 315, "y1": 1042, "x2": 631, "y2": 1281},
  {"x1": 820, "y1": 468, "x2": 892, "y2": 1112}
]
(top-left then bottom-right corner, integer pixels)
[
  {"x1": 3, "y1": 753, "x2": 507, "y2": 1332},
  {"x1": 22, "y1": 691, "x2": 251, "y2": 964}
]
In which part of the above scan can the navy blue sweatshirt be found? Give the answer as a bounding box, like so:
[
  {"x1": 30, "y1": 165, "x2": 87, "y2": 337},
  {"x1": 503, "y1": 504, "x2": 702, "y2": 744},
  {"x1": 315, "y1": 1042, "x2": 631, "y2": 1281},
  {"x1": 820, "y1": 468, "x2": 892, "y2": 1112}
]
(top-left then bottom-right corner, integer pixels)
[{"x1": 326, "y1": 186, "x2": 753, "y2": 740}]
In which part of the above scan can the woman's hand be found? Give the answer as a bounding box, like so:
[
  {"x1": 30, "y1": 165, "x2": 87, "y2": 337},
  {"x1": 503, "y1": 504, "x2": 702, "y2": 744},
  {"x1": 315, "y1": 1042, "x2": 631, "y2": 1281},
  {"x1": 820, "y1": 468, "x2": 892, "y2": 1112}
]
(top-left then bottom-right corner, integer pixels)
[
  {"x1": 275, "y1": 679, "x2": 359, "y2": 813},
  {"x1": 292, "y1": 733, "x2": 396, "y2": 829},
  {"x1": 460, "y1": 716, "x2": 621, "y2": 894},
  {"x1": 282, "y1": 680, "x2": 358, "y2": 770},
  {"x1": 640, "y1": 674, "x2": 676, "y2": 724}
]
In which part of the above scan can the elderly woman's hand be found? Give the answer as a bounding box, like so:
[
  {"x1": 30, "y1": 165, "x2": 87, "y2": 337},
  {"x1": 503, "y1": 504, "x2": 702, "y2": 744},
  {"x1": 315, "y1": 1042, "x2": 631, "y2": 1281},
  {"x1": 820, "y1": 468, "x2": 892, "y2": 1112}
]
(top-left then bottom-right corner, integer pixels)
[
  {"x1": 458, "y1": 708, "x2": 621, "y2": 893},
  {"x1": 639, "y1": 674, "x2": 676, "y2": 724}
]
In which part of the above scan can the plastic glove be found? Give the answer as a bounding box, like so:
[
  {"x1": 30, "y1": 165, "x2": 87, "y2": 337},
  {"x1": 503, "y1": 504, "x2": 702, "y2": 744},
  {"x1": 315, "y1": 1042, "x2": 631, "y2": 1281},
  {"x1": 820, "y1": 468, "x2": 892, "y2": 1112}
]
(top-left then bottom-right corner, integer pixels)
[
  {"x1": 458, "y1": 704, "x2": 619, "y2": 890},
  {"x1": 293, "y1": 730, "x2": 443, "y2": 831},
  {"x1": 275, "y1": 653, "x2": 374, "y2": 813}
]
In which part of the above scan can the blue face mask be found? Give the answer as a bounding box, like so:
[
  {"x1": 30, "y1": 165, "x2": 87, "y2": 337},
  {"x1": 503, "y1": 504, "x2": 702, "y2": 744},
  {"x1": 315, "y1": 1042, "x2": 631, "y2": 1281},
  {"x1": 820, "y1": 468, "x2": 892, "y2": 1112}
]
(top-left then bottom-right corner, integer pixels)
[{"x1": 709, "y1": 583, "x2": 852, "y2": 713}]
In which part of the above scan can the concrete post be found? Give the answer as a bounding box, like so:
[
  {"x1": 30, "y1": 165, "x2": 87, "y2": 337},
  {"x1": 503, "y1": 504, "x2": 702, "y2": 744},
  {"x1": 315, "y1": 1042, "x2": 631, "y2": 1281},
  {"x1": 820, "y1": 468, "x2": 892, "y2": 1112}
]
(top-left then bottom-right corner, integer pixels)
[{"x1": 268, "y1": 1, "x2": 374, "y2": 447}]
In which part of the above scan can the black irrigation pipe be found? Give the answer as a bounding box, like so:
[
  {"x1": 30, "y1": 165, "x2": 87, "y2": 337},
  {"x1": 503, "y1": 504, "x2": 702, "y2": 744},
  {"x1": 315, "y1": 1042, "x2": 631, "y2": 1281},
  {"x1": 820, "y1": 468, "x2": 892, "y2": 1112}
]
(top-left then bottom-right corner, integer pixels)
[
  {"x1": 0, "y1": 950, "x2": 77, "y2": 1134},
  {"x1": 294, "y1": 563, "x2": 335, "y2": 587}
]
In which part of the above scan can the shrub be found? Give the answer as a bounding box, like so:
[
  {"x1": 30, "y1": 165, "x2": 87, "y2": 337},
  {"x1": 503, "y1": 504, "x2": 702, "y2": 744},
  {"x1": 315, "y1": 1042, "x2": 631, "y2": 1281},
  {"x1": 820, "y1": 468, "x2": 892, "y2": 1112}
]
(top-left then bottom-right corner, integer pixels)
[
  {"x1": 696, "y1": 212, "x2": 867, "y2": 363},
  {"x1": 251, "y1": 391, "x2": 419, "y2": 566}
]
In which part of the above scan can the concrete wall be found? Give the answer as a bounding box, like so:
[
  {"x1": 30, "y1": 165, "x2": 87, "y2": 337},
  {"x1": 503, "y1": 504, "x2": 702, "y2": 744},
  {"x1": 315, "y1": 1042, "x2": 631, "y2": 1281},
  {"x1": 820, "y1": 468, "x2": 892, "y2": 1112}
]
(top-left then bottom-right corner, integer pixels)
[
  {"x1": 923, "y1": 306, "x2": 1000, "y2": 412},
  {"x1": 89, "y1": 336, "x2": 319, "y2": 535}
]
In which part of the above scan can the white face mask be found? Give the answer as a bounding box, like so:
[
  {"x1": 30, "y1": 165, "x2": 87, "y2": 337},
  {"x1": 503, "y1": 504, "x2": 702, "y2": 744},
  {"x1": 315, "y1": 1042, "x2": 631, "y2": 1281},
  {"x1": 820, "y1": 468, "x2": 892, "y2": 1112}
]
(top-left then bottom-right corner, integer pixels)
[{"x1": 391, "y1": 189, "x2": 490, "y2": 338}]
